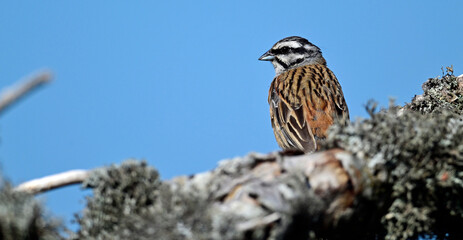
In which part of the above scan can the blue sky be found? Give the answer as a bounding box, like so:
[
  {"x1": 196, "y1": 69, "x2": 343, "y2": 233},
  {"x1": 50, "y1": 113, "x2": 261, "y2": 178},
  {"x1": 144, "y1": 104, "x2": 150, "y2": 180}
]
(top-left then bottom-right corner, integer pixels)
[{"x1": 1, "y1": 1, "x2": 462, "y2": 231}]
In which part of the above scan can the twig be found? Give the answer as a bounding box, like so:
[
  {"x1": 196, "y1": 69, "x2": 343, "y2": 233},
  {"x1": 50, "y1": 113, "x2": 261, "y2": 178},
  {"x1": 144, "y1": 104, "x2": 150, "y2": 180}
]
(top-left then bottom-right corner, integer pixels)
[
  {"x1": 0, "y1": 70, "x2": 53, "y2": 115},
  {"x1": 15, "y1": 170, "x2": 89, "y2": 194},
  {"x1": 236, "y1": 213, "x2": 281, "y2": 232}
]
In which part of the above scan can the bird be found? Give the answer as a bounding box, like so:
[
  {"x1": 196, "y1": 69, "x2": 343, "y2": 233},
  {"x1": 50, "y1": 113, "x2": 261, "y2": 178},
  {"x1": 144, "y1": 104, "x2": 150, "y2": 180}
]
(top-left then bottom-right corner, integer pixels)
[{"x1": 259, "y1": 36, "x2": 349, "y2": 153}]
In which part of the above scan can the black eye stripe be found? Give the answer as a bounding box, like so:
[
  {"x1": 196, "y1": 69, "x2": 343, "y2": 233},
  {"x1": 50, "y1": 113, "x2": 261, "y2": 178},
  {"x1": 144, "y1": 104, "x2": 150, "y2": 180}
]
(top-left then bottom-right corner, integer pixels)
[
  {"x1": 272, "y1": 47, "x2": 306, "y2": 55},
  {"x1": 292, "y1": 47, "x2": 307, "y2": 54}
]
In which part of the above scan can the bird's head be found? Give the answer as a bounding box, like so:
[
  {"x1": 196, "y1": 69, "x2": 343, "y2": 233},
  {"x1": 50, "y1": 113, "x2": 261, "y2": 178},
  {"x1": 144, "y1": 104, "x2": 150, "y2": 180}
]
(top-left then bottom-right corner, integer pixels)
[{"x1": 259, "y1": 36, "x2": 326, "y2": 76}]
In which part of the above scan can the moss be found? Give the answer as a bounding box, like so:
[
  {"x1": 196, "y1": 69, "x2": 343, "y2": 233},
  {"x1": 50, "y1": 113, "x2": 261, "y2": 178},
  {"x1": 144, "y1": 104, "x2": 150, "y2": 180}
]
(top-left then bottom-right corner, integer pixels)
[{"x1": 0, "y1": 177, "x2": 63, "y2": 240}]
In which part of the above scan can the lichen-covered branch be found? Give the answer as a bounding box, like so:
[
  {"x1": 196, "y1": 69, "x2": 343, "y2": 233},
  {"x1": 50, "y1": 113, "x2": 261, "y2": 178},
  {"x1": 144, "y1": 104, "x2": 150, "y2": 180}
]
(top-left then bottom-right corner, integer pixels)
[
  {"x1": 73, "y1": 71, "x2": 463, "y2": 240},
  {"x1": 71, "y1": 150, "x2": 364, "y2": 240}
]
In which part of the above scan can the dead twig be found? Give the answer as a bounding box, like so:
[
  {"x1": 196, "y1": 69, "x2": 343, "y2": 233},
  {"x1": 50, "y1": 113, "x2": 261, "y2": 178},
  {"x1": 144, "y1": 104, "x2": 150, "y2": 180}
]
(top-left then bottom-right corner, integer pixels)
[
  {"x1": 15, "y1": 169, "x2": 89, "y2": 194},
  {"x1": 0, "y1": 70, "x2": 53, "y2": 115}
]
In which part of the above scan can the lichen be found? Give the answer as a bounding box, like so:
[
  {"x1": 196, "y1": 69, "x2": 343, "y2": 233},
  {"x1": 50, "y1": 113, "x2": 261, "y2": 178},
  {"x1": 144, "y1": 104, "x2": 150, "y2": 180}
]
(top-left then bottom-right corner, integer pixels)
[
  {"x1": 0, "y1": 176, "x2": 63, "y2": 240},
  {"x1": 406, "y1": 70, "x2": 463, "y2": 115},
  {"x1": 324, "y1": 71, "x2": 463, "y2": 239},
  {"x1": 74, "y1": 158, "x2": 328, "y2": 240},
  {"x1": 74, "y1": 160, "x2": 217, "y2": 239}
]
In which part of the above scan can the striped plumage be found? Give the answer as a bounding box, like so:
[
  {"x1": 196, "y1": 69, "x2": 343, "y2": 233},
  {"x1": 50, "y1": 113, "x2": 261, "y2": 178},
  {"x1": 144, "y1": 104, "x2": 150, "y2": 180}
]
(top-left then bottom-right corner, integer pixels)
[{"x1": 259, "y1": 36, "x2": 349, "y2": 153}]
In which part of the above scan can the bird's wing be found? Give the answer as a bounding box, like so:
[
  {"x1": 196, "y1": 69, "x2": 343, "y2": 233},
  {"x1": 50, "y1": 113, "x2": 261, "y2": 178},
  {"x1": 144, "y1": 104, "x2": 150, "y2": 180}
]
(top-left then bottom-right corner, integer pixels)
[{"x1": 269, "y1": 68, "x2": 317, "y2": 152}]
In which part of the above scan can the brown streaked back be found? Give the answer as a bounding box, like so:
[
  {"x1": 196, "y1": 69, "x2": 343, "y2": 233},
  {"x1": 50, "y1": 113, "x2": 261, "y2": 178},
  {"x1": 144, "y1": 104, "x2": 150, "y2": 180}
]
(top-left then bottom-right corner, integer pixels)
[{"x1": 268, "y1": 64, "x2": 349, "y2": 152}]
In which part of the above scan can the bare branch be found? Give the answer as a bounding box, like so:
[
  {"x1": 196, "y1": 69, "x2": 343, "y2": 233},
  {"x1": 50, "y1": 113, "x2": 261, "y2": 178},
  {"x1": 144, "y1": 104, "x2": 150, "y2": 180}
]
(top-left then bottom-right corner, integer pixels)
[
  {"x1": 15, "y1": 170, "x2": 89, "y2": 194},
  {"x1": 0, "y1": 70, "x2": 53, "y2": 115}
]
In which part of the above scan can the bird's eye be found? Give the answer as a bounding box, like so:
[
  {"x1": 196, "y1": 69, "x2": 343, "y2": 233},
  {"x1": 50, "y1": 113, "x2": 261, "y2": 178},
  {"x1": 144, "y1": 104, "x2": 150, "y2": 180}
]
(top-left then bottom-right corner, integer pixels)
[{"x1": 281, "y1": 46, "x2": 290, "y2": 51}]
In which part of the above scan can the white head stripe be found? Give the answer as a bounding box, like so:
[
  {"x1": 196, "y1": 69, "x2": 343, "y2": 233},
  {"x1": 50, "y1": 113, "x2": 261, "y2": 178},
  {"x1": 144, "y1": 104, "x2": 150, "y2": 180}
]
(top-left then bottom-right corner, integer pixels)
[{"x1": 275, "y1": 41, "x2": 300, "y2": 49}]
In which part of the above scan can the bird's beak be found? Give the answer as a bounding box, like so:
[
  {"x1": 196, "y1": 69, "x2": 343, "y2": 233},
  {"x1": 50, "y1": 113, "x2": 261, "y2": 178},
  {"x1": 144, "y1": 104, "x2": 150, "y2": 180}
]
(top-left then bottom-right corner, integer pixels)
[{"x1": 258, "y1": 51, "x2": 275, "y2": 61}]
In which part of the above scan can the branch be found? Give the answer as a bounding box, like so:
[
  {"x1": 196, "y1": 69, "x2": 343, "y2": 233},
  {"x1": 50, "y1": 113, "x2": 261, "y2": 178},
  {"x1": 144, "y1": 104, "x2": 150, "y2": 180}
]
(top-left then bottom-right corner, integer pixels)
[
  {"x1": 0, "y1": 70, "x2": 53, "y2": 115},
  {"x1": 12, "y1": 71, "x2": 463, "y2": 239},
  {"x1": 15, "y1": 170, "x2": 89, "y2": 194},
  {"x1": 73, "y1": 72, "x2": 463, "y2": 239}
]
